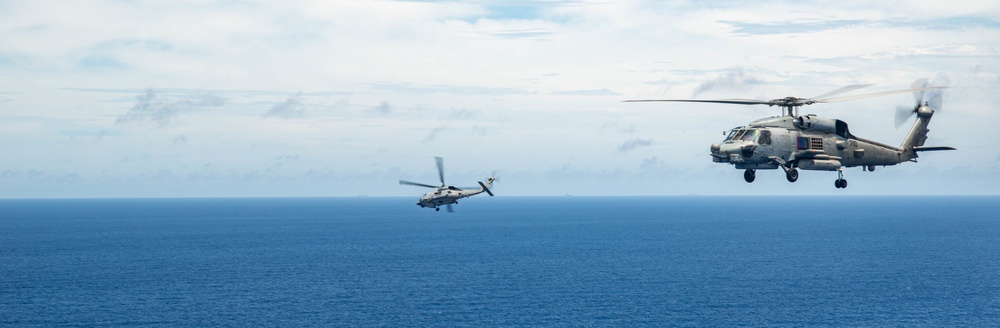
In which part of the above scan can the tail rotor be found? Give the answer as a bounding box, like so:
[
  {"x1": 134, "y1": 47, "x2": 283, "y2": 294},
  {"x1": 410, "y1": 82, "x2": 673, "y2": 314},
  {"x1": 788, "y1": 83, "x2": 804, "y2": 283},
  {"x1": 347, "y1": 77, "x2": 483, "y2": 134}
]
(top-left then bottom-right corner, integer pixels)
[{"x1": 895, "y1": 75, "x2": 948, "y2": 128}]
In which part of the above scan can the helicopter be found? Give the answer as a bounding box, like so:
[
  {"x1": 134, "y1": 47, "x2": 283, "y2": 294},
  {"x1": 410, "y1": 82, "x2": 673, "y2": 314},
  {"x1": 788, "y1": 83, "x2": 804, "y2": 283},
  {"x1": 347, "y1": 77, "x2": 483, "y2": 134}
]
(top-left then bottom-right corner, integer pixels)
[
  {"x1": 626, "y1": 78, "x2": 955, "y2": 189},
  {"x1": 399, "y1": 156, "x2": 495, "y2": 212}
]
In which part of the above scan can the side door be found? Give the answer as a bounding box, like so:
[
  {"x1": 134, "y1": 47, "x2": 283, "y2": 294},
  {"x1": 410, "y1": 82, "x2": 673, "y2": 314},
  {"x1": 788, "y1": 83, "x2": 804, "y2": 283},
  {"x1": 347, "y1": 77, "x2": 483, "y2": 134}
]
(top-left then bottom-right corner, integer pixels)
[
  {"x1": 773, "y1": 129, "x2": 792, "y2": 160},
  {"x1": 756, "y1": 129, "x2": 775, "y2": 160}
]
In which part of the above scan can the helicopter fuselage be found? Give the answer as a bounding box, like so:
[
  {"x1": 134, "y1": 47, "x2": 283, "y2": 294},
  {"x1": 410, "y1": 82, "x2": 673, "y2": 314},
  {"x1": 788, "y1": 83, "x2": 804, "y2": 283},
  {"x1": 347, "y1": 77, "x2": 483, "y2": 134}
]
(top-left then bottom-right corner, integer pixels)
[
  {"x1": 417, "y1": 186, "x2": 483, "y2": 209},
  {"x1": 628, "y1": 81, "x2": 952, "y2": 189},
  {"x1": 712, "y1": 115, "x2": 906, "y2": 171},
  {"x1": 400, "y1": 157, "x2": 496, "y2": 212},
  {"x1": 709, "y1": 105, "x2": 951, "y2": 189}
]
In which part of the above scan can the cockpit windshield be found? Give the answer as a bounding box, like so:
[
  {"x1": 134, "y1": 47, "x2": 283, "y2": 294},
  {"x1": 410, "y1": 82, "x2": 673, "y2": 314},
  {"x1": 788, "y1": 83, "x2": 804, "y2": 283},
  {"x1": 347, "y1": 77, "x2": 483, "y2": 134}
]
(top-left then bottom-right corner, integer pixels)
[
  {"x1": 725, "y1": 129, "x2": 745, "y2": 141},
  {"x1": 725, "y1": 128, "x2": 759, "y2": 142},
  {"x1": 725, "y1": 128, "x2": 758, "y2": 142}
]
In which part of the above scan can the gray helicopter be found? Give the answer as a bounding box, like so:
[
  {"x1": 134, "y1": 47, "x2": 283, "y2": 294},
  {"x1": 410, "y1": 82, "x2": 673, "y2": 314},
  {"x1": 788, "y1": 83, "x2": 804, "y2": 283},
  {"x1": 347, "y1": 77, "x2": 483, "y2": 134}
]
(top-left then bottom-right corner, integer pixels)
[
  {"x1": 399, "y1": 157, "x2": 495, "y2": 212},
  {"x1": 627, "y1": 78, "x2": 954, "y2": 189}
]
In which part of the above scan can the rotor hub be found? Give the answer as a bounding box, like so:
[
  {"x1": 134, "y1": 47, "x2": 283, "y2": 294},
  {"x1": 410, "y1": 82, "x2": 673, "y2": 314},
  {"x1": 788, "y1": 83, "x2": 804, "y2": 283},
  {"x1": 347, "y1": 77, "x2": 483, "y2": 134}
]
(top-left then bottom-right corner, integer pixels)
[{"x1": 917, "y1": 105, "x2": 934, "y2": 118}]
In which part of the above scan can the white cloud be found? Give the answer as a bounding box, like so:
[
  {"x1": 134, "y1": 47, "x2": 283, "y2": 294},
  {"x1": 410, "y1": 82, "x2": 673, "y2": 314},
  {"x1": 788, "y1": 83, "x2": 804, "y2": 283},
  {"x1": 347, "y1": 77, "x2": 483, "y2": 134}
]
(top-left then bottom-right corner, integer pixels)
[
  {"x1": 617, "y1": 138, "x2": 654, "y2": 152},
  {"x1": 114, "y1": 89, "x2": 226, "y2": 127},
  {"x1": 1, "y1": 0, "x2": 998, "y2": 197},
  {"x1": 264, "y1": 93, "x2": 306, "y2": 119}
]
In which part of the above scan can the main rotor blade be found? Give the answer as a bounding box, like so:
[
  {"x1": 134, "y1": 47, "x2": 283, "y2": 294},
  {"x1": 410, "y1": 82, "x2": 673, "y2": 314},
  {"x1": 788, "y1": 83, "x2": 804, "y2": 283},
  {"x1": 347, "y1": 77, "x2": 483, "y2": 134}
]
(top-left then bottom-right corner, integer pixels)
[
  {"x1": 399, "y1": 180, "x2": 438, "y2": 188},
  {"x1": 810, "y1": 84, "x2": 875, "y2": 100},
  {"x1": 624, "y1": 99, "x2": 770, "y2": 105},
  {"x1": 435, "y1": 156, "x2": 445, "y2": 186},
  {"x1": 626, "y1": 84, "x2": 947, "y2": 109},
  {"x1": 815, "y1": 86, "x2": 947, "y2": 104},
  {"x1": 446, "y1": 204, "x2": 454, "y2": 213}
]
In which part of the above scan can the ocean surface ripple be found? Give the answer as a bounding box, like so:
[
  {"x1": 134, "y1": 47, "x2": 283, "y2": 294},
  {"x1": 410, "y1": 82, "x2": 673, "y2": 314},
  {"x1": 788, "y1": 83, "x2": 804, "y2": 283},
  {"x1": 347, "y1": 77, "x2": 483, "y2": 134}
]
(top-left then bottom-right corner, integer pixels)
[{"x1": 2, "y1": 196, "x2": 998, "y2": 327}]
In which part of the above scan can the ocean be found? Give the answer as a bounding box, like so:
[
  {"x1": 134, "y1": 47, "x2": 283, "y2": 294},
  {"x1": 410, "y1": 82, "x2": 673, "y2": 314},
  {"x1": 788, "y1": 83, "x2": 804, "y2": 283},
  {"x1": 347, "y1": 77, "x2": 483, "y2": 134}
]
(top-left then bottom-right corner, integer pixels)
[{"x1": 2, "y1": 196, "x2": 998, "y2": 327}]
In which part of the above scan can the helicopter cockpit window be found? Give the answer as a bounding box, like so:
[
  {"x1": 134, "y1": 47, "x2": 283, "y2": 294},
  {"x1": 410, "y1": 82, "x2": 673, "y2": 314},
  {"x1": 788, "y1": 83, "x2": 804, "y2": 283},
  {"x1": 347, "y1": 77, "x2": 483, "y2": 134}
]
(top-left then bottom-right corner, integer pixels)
[
  {"x1": 758, "y1": 130, "x2": 772, "y2": 145},
  {"x1": 740, "y1": 129, "x2": 757, "y2": 142},
  {"x1": 726, "y1": 129, "x2": 746, "y2": 141}
]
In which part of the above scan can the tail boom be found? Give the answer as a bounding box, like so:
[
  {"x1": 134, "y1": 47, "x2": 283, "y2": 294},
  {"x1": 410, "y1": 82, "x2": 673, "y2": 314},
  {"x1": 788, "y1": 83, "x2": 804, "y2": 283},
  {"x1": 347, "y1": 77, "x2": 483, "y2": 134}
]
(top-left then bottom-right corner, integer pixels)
[{"x1": 899, "y1": 105, "x2": 953, "y2": 161}]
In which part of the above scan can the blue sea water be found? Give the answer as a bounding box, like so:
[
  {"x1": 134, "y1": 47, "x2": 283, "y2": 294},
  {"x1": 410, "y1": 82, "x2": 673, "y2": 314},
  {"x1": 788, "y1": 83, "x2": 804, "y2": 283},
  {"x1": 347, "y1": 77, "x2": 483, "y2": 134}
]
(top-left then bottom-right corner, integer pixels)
[{"x1": 1, "y1": 196, "x2": 999, "y2": 327}]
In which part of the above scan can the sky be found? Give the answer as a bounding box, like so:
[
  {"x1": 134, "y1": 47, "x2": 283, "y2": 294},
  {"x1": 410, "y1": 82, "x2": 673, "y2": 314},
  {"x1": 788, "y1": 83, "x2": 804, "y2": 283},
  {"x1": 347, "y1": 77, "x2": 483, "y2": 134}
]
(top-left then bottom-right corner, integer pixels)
[{"x1": 1, "y1": 0, "x2": 999, "y2": 198}]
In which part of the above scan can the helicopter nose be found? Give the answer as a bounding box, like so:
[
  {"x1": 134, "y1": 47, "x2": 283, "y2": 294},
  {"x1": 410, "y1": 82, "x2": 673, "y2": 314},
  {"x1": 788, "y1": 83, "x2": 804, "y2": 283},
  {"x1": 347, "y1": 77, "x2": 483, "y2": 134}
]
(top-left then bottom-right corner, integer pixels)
[
  {"x1": 716, "y1": 142, "x2": 755, "y2": 162},
  {"x1": 718, "y1": 143, "x2": 746, "y2": 155}
]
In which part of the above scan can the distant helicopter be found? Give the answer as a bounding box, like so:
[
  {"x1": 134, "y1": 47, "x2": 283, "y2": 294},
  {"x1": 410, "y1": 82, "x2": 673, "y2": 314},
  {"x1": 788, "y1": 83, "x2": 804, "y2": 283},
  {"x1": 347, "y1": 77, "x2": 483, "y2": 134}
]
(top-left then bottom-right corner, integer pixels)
[
  {"x1": 399, "y1": 157, "x2": 495, "y2": 212},
  {"x1": 626, "y1": 78, "x2": 955, "y2": 188}
]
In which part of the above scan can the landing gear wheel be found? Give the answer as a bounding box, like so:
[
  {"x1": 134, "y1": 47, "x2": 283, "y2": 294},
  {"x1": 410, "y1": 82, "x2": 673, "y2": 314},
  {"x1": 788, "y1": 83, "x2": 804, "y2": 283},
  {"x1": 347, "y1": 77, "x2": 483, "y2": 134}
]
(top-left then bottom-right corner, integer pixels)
[
  {"x1": 436, "y1": 207, "x2": 440, "y2": 211},
  {"x1": 744, "y1": 169, "x2": 756, "y2": 183},
  {"x1": 834, "y1": 170, "x2": 847, "y2": 189},
  {"x1": 785, "y1": 168, "x2": 799, "y2": 183}
]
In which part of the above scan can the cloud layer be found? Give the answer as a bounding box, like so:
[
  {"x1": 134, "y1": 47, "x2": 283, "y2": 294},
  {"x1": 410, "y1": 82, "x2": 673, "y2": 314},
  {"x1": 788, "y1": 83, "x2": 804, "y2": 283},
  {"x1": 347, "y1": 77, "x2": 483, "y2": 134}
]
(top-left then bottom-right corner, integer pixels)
[{"x1": 1, "y1": 0, "x2": 999, "y2": 197}]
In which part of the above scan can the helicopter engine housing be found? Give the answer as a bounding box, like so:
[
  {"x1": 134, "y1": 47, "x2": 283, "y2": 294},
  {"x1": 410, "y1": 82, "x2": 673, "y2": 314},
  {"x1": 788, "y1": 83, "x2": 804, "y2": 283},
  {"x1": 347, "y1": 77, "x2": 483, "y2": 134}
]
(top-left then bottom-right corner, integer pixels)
[{"x1": 794, "y1": 115, "x2": 837, "y2": 133}]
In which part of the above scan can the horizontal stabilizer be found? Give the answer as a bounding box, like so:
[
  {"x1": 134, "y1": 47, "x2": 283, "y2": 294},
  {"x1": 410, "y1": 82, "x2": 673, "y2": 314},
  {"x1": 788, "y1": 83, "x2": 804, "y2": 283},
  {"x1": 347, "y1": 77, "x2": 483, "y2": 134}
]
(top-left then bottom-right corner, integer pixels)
[
  {"x1": 914, "y1": 146, "x2": 956, "y2": 152},
  {"x1": 478, "y1": 181, "x2": 494, "y2": 196}
]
